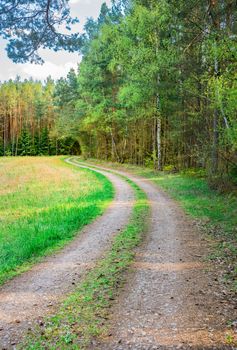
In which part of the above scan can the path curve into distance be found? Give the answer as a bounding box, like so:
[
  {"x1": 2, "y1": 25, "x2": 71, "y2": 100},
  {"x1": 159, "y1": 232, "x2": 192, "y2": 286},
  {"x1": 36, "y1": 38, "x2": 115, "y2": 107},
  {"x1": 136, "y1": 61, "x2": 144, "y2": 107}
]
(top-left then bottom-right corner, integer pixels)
[
  {"x1": 69, "y1": 161, "x2": 236, "y2": 350},
  {"x1": 0, "y1": 158, "x2": 134, "y2": 349}
]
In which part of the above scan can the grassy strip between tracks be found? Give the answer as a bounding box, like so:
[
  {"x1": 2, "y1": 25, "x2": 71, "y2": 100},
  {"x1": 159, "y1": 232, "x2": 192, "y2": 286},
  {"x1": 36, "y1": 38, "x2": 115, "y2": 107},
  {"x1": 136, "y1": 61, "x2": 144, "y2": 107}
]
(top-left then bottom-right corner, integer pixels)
[
  {"x1": 80, "y1": 158, "x2": 237, "y2": 291},
  {"x1": 22, "y1": 164, "x2": 150, "y2": 350}
]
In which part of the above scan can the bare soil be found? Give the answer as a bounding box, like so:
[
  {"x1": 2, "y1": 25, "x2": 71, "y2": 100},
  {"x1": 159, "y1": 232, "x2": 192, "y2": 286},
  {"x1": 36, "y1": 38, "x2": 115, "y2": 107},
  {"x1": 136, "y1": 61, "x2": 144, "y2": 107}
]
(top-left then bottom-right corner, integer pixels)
[
  {"x1": 80, "y1": 164, "x2": 237, "y2": 350},
  {"x1": 0, "y1": 160, "x2": 134, "y2": 349}
]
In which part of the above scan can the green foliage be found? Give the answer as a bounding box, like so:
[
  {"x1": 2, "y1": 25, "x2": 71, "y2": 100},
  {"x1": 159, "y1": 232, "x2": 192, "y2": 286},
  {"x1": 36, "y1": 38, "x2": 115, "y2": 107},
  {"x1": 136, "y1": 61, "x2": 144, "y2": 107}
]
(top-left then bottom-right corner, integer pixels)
[
  {"x1": 0, "y1": 1, "x2": 81, "y2": 63},
  {"x1": 0, "y1": 137, "x2": 3, "y2": 156},
  {"x1": 39, "y1": 127, "x2": 50, "y2": 155},
  {"x1": 1, "y1": 0, "x2": 237, "y2": 181},
  {"x1": 55, "y1": 0, "x2": 236, "y2": 179},
  {"x1": 230, "y1": 165, "x2": 237, "y2": 185},
  {"x1": 0, "y1": 77, "x2": 81, "y2": 157},
  {"x1": 18, "y1": 129, "x2": 32, "y2": 156}
]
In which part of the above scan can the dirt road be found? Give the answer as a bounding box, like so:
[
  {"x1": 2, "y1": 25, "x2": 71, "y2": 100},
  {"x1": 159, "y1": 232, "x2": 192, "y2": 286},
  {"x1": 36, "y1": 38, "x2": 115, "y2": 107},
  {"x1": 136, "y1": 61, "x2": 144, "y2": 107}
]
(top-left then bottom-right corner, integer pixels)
[
  {"x1": 0, "y1": 159, "x2": 235, "y2": 349},
  {"x1": 71, "y1": 162, "x2": 236, "y2": 350},
  {"x1": 0, "y1": 160, "x2": 134, "y2": 349}
]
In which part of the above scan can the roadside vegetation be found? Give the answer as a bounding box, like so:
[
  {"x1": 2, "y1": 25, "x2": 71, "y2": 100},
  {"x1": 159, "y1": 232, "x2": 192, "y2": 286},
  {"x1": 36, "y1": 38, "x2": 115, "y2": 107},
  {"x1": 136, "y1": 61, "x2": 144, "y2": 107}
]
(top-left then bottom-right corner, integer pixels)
[
  {"x1": 80, "y1": 158, "x2": 237, "y2": 291},
  {"x1": 23, "y1": 173, "x2": 149, "y2": 350},
  {"x1": 0, "y1": 157, "x2": 113, "y2": 285},
  {"x1": 150, "y1": 171, "x2": 237, "y2": 290}
]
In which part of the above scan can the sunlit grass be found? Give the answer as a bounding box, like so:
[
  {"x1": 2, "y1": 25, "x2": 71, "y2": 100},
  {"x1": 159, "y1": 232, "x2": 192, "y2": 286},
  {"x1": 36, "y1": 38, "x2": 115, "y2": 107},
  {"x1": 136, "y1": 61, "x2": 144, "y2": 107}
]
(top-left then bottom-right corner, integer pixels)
[
  {"x1": 137, "y1": 171, "x2": 237, "y2": 289},
  {"x1": 23, "y1": 174, "x2": 149, "y2": 350},
  {"x1": 146, "y1": 173, "x2": 237, "y2": 235},
  {"x1": 0, "y1": 157, "x2": 114, "y2": 285}
]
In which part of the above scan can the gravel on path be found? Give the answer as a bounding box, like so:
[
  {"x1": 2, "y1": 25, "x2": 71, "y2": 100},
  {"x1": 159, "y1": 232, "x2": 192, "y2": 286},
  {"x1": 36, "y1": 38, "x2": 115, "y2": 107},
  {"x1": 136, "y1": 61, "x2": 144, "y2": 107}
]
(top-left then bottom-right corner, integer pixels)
[
  {"x1": 0, "y1": 159, "x2": 135, "y2": 349},
  {"x1": 78, "y1": 163, "x2": 237, "y2": 350}
]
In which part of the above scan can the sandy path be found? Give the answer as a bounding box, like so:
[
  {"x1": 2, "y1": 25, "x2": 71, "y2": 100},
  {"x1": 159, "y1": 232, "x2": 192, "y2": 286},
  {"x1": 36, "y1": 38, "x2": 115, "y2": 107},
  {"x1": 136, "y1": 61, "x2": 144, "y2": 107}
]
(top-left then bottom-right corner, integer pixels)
[
  {"x1": 72, "y1": 162, "x2": 236, "y2": 350},
  {"x1": 0, "y1": 159, "x2": 134, "y2": 349}
]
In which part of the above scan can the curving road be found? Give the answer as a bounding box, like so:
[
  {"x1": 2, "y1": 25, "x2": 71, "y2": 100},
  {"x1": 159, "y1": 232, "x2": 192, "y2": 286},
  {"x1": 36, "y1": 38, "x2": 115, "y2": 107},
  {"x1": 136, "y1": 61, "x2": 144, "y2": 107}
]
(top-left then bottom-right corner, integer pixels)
[
  {"x1": 72, "y1": 161, "x2": 236, "y2": 350},
  {"x1": 0, "y1": 158, "x2": 235, "y2": 350},
  {"x1": 0, "y1": 159, "x2": 135, "y2": 349}
]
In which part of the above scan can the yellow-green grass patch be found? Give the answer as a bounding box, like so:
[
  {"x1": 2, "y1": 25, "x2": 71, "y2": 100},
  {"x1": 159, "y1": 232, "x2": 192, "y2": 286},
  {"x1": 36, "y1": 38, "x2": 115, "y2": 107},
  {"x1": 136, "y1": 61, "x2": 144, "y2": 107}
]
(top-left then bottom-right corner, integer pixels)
[{"x1": 0, "y1": 157, "x2": 114, "y2": 285}]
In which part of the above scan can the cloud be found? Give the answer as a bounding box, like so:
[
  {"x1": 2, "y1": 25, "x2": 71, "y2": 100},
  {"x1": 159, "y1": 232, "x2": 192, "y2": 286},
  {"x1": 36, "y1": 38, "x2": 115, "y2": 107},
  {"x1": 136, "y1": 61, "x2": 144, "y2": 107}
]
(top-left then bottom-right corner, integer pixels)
[
  {"x1": 0, "y1": 0, "x2": 111, "y2": 82},
  {"x1": 69, "y1": 0, "x2": 93, "y2": 4},
  {"x1": 22, "y1": 61, "x2": 80, "y2": 81}
]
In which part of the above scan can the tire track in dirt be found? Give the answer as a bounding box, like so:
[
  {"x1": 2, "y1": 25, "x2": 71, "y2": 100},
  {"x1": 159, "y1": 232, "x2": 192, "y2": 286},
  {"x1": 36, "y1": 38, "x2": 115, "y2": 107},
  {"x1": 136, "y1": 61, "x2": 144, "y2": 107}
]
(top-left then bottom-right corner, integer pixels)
[
  {"x1": 75, "y1": 163, "x2": 236, "y2": 350},
  {"x1": 0, "y1": 159, "x2": 135, "y2": 349}
]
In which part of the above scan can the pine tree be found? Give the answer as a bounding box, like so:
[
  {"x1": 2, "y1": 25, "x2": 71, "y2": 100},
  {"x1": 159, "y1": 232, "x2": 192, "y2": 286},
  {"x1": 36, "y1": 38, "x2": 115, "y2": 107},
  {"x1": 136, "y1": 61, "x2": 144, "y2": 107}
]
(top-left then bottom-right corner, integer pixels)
[
  {"x1": 18, "y1": 129, "x2": 32, "y2": 156},
  {"x1": 40, "y1": 128, "x2": 50, "y2": 156}
]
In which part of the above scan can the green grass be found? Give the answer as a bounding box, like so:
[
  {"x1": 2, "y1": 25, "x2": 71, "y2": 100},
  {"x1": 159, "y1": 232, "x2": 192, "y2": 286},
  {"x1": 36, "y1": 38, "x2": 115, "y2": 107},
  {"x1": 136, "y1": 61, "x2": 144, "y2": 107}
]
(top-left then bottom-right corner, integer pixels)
[
  {"x1": 0, "y1": 157, "x2": 114, "y2": 285},
  {"x1": 144, "y1": 173, "x2": 237, "y2": 234},
  {"x1": 22, "y1": 174, "x2": 149, "y2": 350},
  {"x1": 147, "y1": 173, "x2": 237, "y2": 285}
]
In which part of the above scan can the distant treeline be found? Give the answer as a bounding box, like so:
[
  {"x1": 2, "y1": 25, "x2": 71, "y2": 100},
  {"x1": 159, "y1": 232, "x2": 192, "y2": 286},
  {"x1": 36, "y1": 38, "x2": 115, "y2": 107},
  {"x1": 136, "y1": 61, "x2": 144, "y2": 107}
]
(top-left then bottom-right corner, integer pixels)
[
  {"x1": 1, "y1": 0, "x2": 237, "y2": 186},
  {"x1": 0, "y1": 77, "x2": 80, "y2": 156}
]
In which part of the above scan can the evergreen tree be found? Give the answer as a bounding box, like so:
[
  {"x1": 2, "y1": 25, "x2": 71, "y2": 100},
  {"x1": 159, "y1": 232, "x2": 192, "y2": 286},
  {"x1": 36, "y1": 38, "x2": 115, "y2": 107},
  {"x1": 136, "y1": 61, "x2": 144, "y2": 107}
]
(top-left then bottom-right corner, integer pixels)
[
  {"x1": 0, "y1": 0, "x2": 237, "y2": 185},
  {"x1": 18, "y1": 129, "x2": 32, "y2": 156},
  {"x1": 40, "y1": 128, "x2": 50, "y2": 156},
  {"x1": 0, "y1": 0, "x2": 82, "y2": 63}
]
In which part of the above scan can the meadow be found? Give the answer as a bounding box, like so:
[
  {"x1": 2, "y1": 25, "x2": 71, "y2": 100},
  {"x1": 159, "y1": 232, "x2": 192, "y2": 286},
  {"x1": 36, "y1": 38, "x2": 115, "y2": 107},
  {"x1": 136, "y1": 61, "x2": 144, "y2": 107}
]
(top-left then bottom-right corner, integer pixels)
[{"x1": 0, "y1": 157, "x2": 113, "y2": 285}]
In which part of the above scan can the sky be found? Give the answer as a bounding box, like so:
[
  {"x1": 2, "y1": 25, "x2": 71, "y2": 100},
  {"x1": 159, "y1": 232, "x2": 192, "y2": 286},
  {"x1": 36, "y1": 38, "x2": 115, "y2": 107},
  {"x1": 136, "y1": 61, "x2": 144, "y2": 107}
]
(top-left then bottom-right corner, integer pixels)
[{"x1": 0, "y1": 0, "x2": 111, "y2": 82}]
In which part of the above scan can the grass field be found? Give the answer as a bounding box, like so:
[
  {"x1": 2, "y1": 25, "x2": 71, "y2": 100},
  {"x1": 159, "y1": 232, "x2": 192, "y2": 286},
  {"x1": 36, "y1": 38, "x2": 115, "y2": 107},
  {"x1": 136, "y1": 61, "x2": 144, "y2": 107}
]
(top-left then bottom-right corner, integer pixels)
[{"x1": 0, "y1": 157, "x2": 113, "y2": 285}]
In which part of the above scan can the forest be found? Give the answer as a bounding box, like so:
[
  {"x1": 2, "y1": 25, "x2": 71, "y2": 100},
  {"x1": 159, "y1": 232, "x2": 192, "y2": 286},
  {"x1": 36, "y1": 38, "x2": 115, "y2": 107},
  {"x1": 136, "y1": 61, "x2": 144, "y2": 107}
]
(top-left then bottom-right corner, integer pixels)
[
  {"x1": 1, "y1": 1, "x2": 237, "y2": 348},
  {"x1": 1, "y1": 0, "x2": 237, "y2": 186}
]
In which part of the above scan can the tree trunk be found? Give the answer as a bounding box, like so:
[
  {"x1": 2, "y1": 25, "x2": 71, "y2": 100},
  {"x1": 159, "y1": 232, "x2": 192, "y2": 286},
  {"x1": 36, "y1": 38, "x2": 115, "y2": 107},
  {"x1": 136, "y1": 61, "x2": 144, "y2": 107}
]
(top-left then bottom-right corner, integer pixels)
[
  {"x1": 157, "y1": 115, "x2": 162, "y2": 171},
  {"x1": 156, "y1": 75, "x2": 162, "y2": 171},
  {"x1": 208, "y1": 0, "x2": 220, "y2": 175}
]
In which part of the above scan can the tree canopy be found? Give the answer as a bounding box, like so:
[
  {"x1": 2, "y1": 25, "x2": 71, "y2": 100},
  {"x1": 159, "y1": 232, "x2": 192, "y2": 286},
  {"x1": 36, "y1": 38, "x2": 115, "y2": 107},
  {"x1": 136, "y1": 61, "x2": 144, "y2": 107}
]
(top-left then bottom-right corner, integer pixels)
[
  {"x1": 0, "y1": 0, "x2": 82, "y2": 63},
  {"x1": 1, "y1": 0, "x2": 237, "y2": 187}
]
